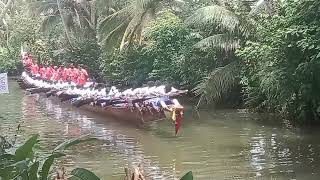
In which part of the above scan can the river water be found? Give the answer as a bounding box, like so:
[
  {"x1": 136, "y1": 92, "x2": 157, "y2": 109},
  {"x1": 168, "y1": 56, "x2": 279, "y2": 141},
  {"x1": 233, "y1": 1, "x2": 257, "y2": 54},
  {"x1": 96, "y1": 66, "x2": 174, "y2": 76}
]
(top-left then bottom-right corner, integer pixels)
[{"x1": 1, "y1": 80, "x2": 320, "y2": 179}]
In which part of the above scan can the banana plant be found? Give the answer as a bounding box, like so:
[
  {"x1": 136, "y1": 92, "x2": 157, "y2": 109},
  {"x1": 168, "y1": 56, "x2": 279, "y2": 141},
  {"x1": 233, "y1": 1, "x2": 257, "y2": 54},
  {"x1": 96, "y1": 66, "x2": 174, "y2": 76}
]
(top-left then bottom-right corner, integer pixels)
[
  {"x1": 180, "y1": 171, "x2": 193, "y2": 180},
  {"x1": 0, "y1": 134, "x2": 98, "y2": 180}
]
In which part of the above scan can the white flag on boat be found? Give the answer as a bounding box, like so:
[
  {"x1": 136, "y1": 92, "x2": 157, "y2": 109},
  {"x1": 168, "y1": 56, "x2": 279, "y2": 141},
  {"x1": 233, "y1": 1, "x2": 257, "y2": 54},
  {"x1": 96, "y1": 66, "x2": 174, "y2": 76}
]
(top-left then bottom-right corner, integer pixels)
[{"x1": 0, "y1": 73, "x2": 9, "y2": 94}]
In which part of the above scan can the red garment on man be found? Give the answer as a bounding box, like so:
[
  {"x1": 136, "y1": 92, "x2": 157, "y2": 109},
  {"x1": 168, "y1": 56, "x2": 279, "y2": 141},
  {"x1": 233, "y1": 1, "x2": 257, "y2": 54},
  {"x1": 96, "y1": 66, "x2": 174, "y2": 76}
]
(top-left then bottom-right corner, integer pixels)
[
  {"x1": 81, "y1": 68, "x2": 88, "y2": 78},
  {"x1": 71, "y1": 68, "x2": 79, "y2": 83},
  {"x1": 66, "y1": 68, "x2": 73, "y2": 81},
  {"x1": 51, "y1": 70, "x2": 60, "y2": 81},
  {"x1": 31, "y1": 64, "x2": 39, "y2": 75},
  {"x1": 61, "y1": 68, "x2": 68, "y2": 81},
  {"x1": 77, "y1": 71, "x2": 87, "y2": 85},
  {"x1": 40, "y1": 67, "x2": 46, "y2": 78},
  {"x1": 45, "y1": 67, "x2": 53, "y2": 80},
  {"x1": 77, "y1": 69, "x2": 88, "y2": 85}
]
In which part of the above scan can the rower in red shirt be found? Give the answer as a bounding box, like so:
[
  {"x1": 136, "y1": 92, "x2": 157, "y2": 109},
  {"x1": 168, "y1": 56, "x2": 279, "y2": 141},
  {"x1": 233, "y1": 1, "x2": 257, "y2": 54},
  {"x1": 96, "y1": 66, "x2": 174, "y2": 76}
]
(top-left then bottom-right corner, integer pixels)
[
  {"x1": 66, "y1": 65, "x2": 74, "y2": 81},
  {"x1": 39, "y1": 66, "x2": 46, "y2": 79},
  {"x1": 31, "y1": 63, "x2": 39, "y2": 75},
  {"x1": 51, "y1": 66, "x2": 60, "y2": 81},
  {"x1": 22, "y1": 53, "x2": 33, "y2": 72},
  {"x1": 71, "y1": 67, "x2": 79, "y2": 83},
  {"x1": 45, "y1": 66, "x2": 54, "y2": 80},
  {"x1": 77, "y1": 66, "x2": 89, "y2": 85},
  {"x1": 61, "y1": 67, "x2": 68, "y2": 81}
]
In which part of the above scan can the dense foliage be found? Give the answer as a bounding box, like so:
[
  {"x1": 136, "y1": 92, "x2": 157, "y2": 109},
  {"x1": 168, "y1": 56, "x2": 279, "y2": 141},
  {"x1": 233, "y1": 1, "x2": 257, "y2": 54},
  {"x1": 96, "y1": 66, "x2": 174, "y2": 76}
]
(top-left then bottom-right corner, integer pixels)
[
  {"x1": 0, "y1": 134, "x2": 193, "y2": 179},
  {"x1": 237, "y1": 0, "x2": 320, "y2": 123},
  {"x1": 0, "y1": 8, "x2": 40, "y2": 74},
  {"x1": 0, "y1": 134, "x2": 100, "y2": 179},
  {"x1": 102, "y1": 11, "x2": 216, "y2": 88}
]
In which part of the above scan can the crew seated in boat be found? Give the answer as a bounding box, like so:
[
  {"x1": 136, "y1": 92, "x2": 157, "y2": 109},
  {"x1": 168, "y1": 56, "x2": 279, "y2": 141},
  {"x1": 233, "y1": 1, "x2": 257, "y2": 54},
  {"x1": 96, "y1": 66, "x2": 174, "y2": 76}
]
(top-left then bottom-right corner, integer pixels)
[{"x1": 148, "y1": 97, "x2": 183, "y2": 112}]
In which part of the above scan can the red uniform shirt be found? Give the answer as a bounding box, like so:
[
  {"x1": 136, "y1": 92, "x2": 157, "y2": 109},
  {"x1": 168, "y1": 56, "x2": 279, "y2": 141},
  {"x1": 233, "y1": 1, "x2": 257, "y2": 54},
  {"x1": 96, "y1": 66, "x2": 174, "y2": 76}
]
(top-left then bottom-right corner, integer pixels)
[
  {"x1": 40, "y1": 67, "x2": 46, "y2": 78},
  {"x1": 51, "y1": 70, "x2": 60, "y2": 81},
  {"x1": 31, "y1": 64, "x2": 39, "y2": 75},
  {"x1": 67, "y1": 68, "x2": 73, "y2": 81},
  {"x1": 71, "y1": 68, "x2": 79, "y2": 83},
  {"x1": 45, "y1": 67, "x2": 53, "y2": 80},
  {"x1": 61, "y1": 68, "x2": 67, "y2": 81},
  {"x1": 77, "y1": 69, "x2": 89, "y2": 85}
]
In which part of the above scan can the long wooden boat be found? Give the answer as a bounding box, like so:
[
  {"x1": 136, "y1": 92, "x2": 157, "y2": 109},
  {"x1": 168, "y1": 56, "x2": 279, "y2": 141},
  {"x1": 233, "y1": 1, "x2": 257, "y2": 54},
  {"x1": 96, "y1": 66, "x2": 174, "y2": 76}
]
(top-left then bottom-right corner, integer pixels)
[{"x1": 18, "y1": 77, "x2": 167, "y2": 125}]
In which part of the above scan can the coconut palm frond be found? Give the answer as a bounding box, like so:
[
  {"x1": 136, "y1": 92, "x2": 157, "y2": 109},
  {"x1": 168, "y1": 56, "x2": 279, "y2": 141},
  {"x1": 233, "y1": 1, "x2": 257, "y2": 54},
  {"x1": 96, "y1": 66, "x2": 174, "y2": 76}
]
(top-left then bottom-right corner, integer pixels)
[
  {"x1": 31, "y1": 0, "x2": 58, "y2": 16},
  {"x1": 0, "y1": 1, "x2": 5, "y2": 8},
  {"x1": 194, "y1": 33, "x2": 240, "y2": 52},
  {"x1": 40, "y1": 13, "x2": 60, "y2": 32},
  {"x1": 136, "y1": 0, "x2": 155, "y2": 10},
  {"x1": 98, "y1": 6, "x2": 132, "y2": 30},
  {"x1": 102, "y1": 19, "x2": 129, "y2": 50},
  {"x1": 249, "y1": 0, "x2": 275, "y2": 16},
  {"x1": 237, "y1": 19, "x2": 252, "y2": 38},
  {"x1": 186, "y1": 5, "x2": 239, "y2": 33},
  {"x1": 193, "y1": 61, "x2": 239, "y2": 104},
  {"x1": 119, "y1": 13, "x2": 142, "y2": 50},
  {"x1": 2, "y1": 18, "x2": 7, "y2": 28},
  {"x1": 171, "y1": 0, "x2": 185, "y2": 6},
  {"x1": 0, "y1": 0, "x2": 13, "y2": 21},
  {"x1": 100, "y1": 16, "x2": 130, "y2": 43},
  {"x1": 74, "y1": 8, "x2": 82, "y2": 28}
]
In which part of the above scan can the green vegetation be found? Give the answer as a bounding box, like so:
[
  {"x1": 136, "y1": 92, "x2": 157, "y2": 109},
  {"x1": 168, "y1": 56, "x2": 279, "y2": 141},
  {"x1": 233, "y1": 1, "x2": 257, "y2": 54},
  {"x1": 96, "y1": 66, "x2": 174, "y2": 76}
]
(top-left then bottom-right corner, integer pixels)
[
  {"x1": 1, "y1": 0, "x2": 320, "y2": 123},
  {"x1": 0, "y1": 134, "x2": 194, "y2": 179},
  {"x1": 237, "y1": 0, "x2": 320, "y2": 123},
  {"x1": 0, "y1": 134, "x2": 99, "y2": 179}
]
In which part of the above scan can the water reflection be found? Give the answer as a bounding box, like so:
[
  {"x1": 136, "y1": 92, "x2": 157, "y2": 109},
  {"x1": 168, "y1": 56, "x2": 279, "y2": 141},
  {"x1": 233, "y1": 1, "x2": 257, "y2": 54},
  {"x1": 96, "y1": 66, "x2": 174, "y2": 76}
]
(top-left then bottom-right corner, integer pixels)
[
  {"x1": 0, "y1": 80, "x2": 320, "y2": 179},
  {"x1": 23, "y1": 93, "x2": 169, "y2": 179}
]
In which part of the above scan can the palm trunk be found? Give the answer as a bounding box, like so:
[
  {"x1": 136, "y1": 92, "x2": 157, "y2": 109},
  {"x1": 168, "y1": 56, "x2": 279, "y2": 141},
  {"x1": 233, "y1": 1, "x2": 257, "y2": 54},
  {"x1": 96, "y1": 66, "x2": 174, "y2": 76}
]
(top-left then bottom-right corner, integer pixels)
[
  {"x1": 0, "y1": 0, "x2": 13, "y2": 21},
  {"x1": 90, "y1": 0, "x2": 97, "y2": 29},
  {"x1": 57, "y1": 0, "x2": 73, "y2": 49}
]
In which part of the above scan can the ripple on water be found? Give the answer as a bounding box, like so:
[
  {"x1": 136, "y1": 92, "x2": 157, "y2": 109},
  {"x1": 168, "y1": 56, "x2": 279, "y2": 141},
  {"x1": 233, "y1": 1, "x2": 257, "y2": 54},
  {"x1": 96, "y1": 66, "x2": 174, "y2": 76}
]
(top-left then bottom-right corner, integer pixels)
[{"x1": 1, "y1": 80, "x2": 320, "y2": 179}]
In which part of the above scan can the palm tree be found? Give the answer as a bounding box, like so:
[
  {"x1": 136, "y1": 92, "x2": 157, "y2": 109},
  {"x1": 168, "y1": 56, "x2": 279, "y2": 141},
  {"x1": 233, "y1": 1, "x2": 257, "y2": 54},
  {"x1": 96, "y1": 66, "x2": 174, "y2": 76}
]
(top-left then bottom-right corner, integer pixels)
[
  {"x1": 188, "y1": 0, "x2": 276, "y2": 107},
  {"x1": 186, "y1": 1, "x2": 250, "y2": 106},
  {"x1": 32, "y1": 0, "x2": 98, "y2": 48},
  {"x1": 0, "y1": 0, "x2": 13, "y2": 23},
  {"x1": 0, "y1": 0, "x2": 14, "y2": 46},
  {"x1": 98, "y1": 0, "x2": 184, "y2": 51}
]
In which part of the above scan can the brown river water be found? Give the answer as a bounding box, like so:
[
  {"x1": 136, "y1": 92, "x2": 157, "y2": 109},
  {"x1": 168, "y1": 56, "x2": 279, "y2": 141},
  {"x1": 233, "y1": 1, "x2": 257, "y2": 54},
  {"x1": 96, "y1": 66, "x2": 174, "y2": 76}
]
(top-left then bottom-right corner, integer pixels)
[{"x1": 0, "y1": 80, "x2": 320, "y2": 179}]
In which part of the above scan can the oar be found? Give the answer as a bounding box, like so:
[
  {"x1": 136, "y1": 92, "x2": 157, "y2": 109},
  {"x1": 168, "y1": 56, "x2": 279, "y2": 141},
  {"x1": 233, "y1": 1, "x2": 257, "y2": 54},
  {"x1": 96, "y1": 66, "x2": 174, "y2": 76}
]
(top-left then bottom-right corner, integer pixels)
[
  {"x1": 72, "y1": 97, "x2": 95, "y2": 107},
  {"x1": 26, "y1": 87, "x2": 51, "y2": 94},
  {"x1": 46, "y1": 89, "x2": 58, "y2": 97},
  {"x1": 59, "y1": 93, "x2": 79, "y2": 102}
]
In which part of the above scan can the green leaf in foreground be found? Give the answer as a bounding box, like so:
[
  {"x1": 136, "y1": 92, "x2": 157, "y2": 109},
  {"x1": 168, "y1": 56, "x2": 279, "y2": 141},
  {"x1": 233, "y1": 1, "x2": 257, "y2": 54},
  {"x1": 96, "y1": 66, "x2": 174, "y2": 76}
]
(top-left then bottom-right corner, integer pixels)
[
  {"x1": 180, "y1": 171, "x2": 193, "y2": 180},
  {"x1": 15, "y1": 134, "x2": 39, "y2": 161},
  {"x1": 28, "y1": 161, "x2": 40, "y2": 180},
  {"x1": 68, "y1": 168, "x2": 100, "y2": 180},
  {"x1": 40, "y1": 152, "x2": 65, "y2": 180}
]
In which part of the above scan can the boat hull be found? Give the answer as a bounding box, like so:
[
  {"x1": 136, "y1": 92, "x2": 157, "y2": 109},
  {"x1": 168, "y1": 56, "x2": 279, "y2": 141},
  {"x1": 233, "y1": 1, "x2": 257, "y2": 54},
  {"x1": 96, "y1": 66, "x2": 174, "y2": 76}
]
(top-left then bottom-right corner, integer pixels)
[
  {"x1": 18, "y1": 77, "x2": 166, "y2": 124},
  {"x1": 80, "y1": 105, "x2": 165, "y2": 124}
]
